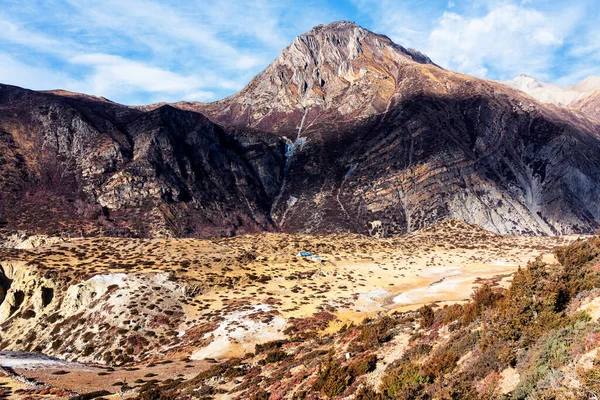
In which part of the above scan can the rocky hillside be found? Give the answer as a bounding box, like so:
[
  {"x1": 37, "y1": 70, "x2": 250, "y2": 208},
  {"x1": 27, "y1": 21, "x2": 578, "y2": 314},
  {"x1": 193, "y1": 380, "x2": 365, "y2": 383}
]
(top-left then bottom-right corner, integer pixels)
[
  {"x1": 0, "y1": 85, "x2": 282, "y2": 237},
  {"x1": 2, "y1": 21, "x2": 600, "y2": 236},
  {"x1": 192, "y1": 21, "x2": 600, "y2": 236}
]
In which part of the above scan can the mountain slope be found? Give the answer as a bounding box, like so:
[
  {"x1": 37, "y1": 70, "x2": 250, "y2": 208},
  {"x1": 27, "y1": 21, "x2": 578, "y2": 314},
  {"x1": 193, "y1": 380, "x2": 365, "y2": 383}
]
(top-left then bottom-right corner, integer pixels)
[
  {"x1": 189, "y1": 21, "x2": 600, "y2": 235},
  {"x1": 0, "y1": 84, "x2": 283, "y2": 237},
  {"x1": 1, "y1": 21, "x2": 600, "y2": 236},
  {"x1": 570, "y1": 90, "x2": 600, "y2": 121},
  {"x1": 501, "y1": 74, "x2": 583, "y2": 106}
]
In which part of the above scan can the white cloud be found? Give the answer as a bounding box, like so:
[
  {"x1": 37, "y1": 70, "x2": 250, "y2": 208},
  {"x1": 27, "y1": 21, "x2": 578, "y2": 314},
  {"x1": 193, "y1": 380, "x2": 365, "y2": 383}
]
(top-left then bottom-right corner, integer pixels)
[
  {"x1": 350, "y1": 0, "x2": 435, "y2": 48},
  {"x1": 0, "y1": 14, "x2": 74, "y2": 57},
  {"x1": 1, "y1": 0, "x2": 597, "y2": 103},
  {"x1": 0, "y1": 53, "x2": 78, "y2": 90},
  {"x1": 71, "y1": 54, "x2": 203, "y2": 94},
  {"x1": 426, "y1": 4, "x2": 566, "y2": 79},
  {"x1": 182, "y1": 91, "x2": 216, "y2": 102},
  {"x1": 0, "y1": 0, "x2": 325, "y2": 103},
  {"x1": 65, "y1": 0, "x2": 277, "y2": 71}
]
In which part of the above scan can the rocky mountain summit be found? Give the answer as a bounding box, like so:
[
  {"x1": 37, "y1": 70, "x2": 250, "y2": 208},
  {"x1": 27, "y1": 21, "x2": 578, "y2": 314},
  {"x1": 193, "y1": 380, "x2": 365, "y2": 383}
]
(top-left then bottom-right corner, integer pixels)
[
  {"x1": 1, "y1": 21, "x2": 600, "y2": 237},
  {"x1": 192, "y1": 21, "x2": 434, "y2": 131}
]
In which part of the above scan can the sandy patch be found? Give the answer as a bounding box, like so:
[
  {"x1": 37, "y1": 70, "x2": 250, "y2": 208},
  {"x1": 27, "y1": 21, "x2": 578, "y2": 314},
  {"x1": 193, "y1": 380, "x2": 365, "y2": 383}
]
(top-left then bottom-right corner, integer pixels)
[
  {"x1": 191, "y1": 304, "x2": 287, "y2": 360},
  {"x1": 499, "y1": 367, "x2": 520, "y2": 394}
]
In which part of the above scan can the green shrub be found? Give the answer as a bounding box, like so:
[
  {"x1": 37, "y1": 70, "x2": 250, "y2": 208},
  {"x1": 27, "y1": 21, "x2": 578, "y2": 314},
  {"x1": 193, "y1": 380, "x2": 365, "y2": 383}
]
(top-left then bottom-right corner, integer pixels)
[
  {"x1": 348, "y1": 354, "x2": 378, "y2": 376},
  {"x1": 355, "y1": 385, "x2": 383, "y2": 400},
  {"x1": 380, "y1": 362, "x2": 428, "y2": 399},
  {"x1": 264, "y1": 350, "x2": 290, "y2": 364},
  {"x1": 422, "y1": 349, "x2": 459, "y2": 380},
  {"x1": 312, "y1": 350, "x2": 353, "y2": 397},
  {"x1": 255, "y1": 339, "x2": 287, "y2": 354},
  {"x1": 351, "y1": 316, "x2": 398, "y2": 352}
]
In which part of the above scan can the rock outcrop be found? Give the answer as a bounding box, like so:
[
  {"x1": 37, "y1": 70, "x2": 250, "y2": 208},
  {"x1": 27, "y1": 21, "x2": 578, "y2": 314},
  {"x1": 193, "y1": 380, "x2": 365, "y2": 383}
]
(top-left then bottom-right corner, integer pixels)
[{"x1": 0, "y1": 257, "x2": 188, "y2": 364}]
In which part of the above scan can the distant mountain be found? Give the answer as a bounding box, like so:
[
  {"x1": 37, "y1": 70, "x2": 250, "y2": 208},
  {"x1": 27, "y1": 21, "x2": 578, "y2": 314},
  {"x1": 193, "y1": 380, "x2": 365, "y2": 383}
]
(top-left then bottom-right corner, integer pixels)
[
  {"x1": 570, "y1": 90, "x2": 600, "y2": 120},
  {"x1": 1, "y1": 21, "x2": 600, "y2": 237},
  {"x1": 502, "y1": 74, "x2": 600, "y2": 108}
]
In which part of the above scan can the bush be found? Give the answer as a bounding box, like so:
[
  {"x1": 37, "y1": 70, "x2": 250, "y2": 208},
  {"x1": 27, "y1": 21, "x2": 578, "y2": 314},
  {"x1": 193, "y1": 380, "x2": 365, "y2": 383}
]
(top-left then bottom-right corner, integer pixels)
[
  {"x1": 579, "y1": 354, "x2": 600, "y2": 397},
  {"x1": 255, "y1": 339, "x2": 287, "y2": 354},
  {"x1": 419, "y1": 305, "x2": 434, "y2": 329},
  {"x1": 401, "y1": 343, "x2": 432, "y2": 362},
  {"x1": 312, "y1": 350, "x2": 353, "y2": 398},
  {"x1": 380, "y1": 362, "x2": 428, "y2": 399},
  {"x1": 264, "y1": 350, "x2": 290, "y2": 364},
  {"x1": 471, "y1": 283, "x2": 503, "y2": 311},
  {"x1": 422, "y1": 349, "x2": 459, "y2": 380},
  {"x1": 348, "y1": 354, "x2": 378, "y2": 376},
  {"x1": 351, "y1": 316, "x2": 398, "y2": 352},
  {"x1": 355, "y1": 385, "x2": 383, "y2": 400},
  {"x1": 70, "y1": 390, "x2": 111, "y2": 400}
]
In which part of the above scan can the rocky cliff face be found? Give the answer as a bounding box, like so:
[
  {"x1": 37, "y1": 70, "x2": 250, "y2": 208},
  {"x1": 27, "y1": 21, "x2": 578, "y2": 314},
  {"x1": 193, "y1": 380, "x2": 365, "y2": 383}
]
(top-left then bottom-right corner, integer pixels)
[
  {"x1": 1, "y1": 21, "x2": 600, "y2": 236},
  {"x1": 193, "y1": 21, "x2": 433, "y2": 133}
]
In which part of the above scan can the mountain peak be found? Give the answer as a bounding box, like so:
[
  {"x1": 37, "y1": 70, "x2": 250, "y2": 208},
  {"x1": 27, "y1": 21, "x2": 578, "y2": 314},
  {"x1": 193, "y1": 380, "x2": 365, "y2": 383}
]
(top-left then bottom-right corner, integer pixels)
[
  {"x1": 569, "y1": 75, "x2": 600, "y2": 93},
  {"x1": 209, "y1": 21, "x2": 435, "y2": 130},
  {"x1": 305, "y1": 20, "x2": 361, "y2": 32},
  {"x1": 290, "y1": 21, "x2": 432, "y2": 66}
]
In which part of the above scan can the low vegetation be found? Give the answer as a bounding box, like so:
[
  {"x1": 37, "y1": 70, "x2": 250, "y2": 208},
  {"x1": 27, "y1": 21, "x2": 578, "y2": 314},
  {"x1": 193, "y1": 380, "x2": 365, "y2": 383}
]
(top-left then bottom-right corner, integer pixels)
[{"x1": 132, "y1": 235, "x2": 600, "y2": 399}]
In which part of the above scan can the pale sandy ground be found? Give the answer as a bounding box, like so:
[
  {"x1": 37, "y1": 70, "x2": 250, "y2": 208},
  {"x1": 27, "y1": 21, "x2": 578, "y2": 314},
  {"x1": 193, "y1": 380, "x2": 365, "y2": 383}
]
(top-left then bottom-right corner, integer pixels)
[
  {"x1": 181, "y1": 226, "x2": 580, "y2": 358},
  {"x1": 1, "y1": 353, "x2": 211, "y2": 398}
]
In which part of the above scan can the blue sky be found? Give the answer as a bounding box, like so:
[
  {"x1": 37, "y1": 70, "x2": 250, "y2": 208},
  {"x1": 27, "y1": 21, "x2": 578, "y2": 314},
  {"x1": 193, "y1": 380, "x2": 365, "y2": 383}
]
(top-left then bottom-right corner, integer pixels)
[{"x1": 1, "y1": 0, "x2": 598, "y2": 105}]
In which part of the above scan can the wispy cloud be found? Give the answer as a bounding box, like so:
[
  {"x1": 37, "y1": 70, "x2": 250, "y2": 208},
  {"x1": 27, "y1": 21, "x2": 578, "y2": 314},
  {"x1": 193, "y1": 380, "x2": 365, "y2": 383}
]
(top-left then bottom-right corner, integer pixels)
[
  {"x1": 351, "y1": 0, "x2": 599, "y2": 83},
  {"x1": 0, "y1": 0, "x2": 598, "y2": 103},
  {"x1": 0, "y1": 53, "x2": 78, "y2": 90},
  {"x1": 0, "y1": 0, "x2": 333, "y2": 104}
]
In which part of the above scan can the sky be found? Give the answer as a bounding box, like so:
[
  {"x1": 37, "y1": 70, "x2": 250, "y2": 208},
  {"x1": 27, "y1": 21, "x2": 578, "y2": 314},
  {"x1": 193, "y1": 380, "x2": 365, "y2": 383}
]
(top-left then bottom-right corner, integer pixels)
[{"x1": 0, "y1": 0, "x2": 598, "y2": 105}]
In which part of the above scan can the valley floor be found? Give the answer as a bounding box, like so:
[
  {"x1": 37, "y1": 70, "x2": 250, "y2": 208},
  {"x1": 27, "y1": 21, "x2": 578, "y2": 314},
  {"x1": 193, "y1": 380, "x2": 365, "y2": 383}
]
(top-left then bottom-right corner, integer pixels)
[{"x1": 0, "y1": 221, "x2": 584, "y2": 398}]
